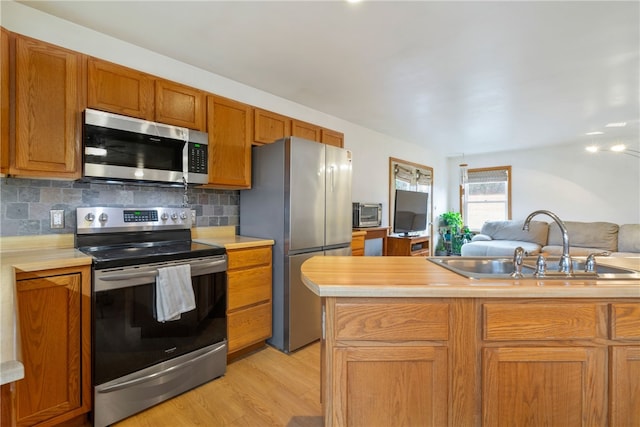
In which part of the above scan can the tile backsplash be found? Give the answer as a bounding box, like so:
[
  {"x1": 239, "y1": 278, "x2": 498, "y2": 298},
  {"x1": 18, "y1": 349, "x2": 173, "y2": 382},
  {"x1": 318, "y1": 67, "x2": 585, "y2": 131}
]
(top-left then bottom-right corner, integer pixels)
[{"x1": 0, "y1": 178, "x2": 239, "y2": 236}]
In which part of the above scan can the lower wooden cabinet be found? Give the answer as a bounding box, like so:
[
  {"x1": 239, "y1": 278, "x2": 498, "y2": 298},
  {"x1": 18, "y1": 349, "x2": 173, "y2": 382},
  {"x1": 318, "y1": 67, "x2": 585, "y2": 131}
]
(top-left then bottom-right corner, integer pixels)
[
  {"x1": 322, "y1": 297, "x2": 640, "y2": 427},
  {"x1": 11, "y1": 266, "x2": 91, "y2": 426},
  {"x1": 350, "y1": 231, "x2": 365, "y2": 256},
  {"x1": 226, "y1": 245, "x2": 273, "y2": 358}
]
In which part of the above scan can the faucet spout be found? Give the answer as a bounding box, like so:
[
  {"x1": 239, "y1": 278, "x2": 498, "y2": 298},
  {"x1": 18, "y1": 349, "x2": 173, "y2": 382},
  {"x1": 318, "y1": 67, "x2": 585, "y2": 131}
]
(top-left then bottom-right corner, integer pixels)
[{"x1": 523, "y1": 210, "x2": 573, "y2": 274}]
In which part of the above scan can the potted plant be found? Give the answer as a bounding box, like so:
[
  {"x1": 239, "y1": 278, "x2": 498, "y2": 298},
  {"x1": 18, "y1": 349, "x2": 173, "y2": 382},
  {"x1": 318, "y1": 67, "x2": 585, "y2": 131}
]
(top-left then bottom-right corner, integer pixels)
[{"x1": 441, "y1": 211, "x2": 463, "y2": 234}]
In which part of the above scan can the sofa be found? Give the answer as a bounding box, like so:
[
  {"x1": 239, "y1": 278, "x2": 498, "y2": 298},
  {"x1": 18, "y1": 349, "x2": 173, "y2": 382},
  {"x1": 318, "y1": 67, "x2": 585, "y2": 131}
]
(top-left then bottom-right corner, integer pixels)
[{"x1": 460, "y1": 220, "x2": 640, "y2": 257}]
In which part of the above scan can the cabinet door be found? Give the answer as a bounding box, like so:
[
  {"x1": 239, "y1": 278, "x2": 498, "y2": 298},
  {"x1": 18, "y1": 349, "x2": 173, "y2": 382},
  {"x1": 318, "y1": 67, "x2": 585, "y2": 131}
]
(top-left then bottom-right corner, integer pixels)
[
  {"x1": 253, "y1": 108, "x2": 290, "y2": 144},
  {"x1": 155, "y1": 79, "x2": 206, "y2": 130},
  {"x1": 87, "y1": 57, "x2": 154, "y2": 120},
  {"x1": 321, "y1": 128, "x2": 344, "y2": 148},
  {"x1": 206, "y1": 95, "x2": 252, "y2": 188},
  {"x1": 12, "y1": 35, "x2": 83, "y2": 178},
  {"x1": 483, "y1": 347, "x2": 606, "y2": 426},
  {"x1": 1, "y1": 28, "x2": 9, "y2": 173},
  {"x1": 332, "y1": 346, "x2": 448, "y2": 427},
  {"x1": 610, "y1": 346, "x2": 640, "y2": 427},
  {"x1": 15, "y1": 269, "x2": 91, "y2": 426},
  {"x1": 292, "y1": 119, "x2": 321, "y2": 142}
]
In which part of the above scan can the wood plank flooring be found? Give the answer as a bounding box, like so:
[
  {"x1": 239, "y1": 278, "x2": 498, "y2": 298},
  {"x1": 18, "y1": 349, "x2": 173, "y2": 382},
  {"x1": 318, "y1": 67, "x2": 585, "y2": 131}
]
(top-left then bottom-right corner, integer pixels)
[{"x1": 113, "y1": 342, "x2": 322, "y2": 427}]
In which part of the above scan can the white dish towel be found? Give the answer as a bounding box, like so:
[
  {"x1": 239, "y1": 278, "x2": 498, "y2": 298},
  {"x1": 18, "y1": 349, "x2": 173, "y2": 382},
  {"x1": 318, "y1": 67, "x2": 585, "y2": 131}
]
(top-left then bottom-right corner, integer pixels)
[{"x1": 155, "y1": 264, "x2": 195, "y2": 322}]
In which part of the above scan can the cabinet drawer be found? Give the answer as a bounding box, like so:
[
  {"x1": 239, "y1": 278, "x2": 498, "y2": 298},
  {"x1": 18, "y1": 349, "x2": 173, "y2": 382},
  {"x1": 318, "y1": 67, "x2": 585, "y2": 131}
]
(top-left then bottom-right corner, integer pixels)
[
  {"x1": 227, "y1": 302, "x2": 272, "y2": 353},
  {"x1": 227, "y1": 246, "x2": 272, "y2": 270},
  {"x1": 334, "y1": 300, "x2": 449, "y2": 341},
  {"x1": 227, "y1": 265, "x2": 272, "y2": 311},
  {"x1": 483, "y1": 303, "x2": 606, "y2": 341},
  {"x1": 611, "y1": 303, "x2": 640, "y2": 340}
]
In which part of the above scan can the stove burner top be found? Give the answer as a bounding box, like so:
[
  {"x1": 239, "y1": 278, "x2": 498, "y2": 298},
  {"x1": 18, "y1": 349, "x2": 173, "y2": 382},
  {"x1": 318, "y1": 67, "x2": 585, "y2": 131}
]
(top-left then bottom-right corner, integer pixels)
[{"x1": 79, "y1": 240, "x2": 226, "y2": 269}]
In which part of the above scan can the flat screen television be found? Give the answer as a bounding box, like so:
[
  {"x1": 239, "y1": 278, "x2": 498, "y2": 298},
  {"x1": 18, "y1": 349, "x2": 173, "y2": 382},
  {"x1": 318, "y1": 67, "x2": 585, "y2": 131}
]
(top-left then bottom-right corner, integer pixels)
[{"x1": 393, "y1": 189, "x2": 428, "y2": 236}]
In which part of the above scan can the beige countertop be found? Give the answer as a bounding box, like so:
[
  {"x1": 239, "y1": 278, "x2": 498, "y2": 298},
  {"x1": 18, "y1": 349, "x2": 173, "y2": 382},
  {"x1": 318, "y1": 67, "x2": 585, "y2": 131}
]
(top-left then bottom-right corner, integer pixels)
[
  {"x1": 0, "y1": 227, "x2": 273, "y2": 385},
  {"x1": 301, "y1": 256, "x2": 640, "y2": 298}
]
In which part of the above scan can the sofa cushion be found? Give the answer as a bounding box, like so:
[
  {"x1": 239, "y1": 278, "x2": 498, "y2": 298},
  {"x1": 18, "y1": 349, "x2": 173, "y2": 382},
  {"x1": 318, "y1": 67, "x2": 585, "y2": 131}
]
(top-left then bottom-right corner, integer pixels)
[
  {"x1": 542, "y1": 245, "x2": 612, "y2": 257},
  {"x1": 547, "y1": 221, "x2": 618, "y2": 252},
  {"x1": 480, "y1": 220, "x2": 549, "y2": 246},
  {"x1": 617, "y1": 224, "x2": 640, "y2": 253},
  {"x1": 461, "y1": 240, "x2": 543, "y2": 256}
]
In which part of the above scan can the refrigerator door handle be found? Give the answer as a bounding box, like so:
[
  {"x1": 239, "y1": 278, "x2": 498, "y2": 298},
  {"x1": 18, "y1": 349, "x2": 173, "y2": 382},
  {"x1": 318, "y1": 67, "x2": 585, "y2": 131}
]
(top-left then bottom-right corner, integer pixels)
[{"x1": 329, "y1": 164, "x2": 335, "y2": 192}]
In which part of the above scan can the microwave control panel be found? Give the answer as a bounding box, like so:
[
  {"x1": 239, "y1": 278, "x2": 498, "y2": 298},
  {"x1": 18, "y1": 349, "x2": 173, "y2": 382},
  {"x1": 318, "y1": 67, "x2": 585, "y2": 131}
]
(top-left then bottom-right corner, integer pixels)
[{"x1": 188, "y1": 142, "x2": 208, "y2": 174}]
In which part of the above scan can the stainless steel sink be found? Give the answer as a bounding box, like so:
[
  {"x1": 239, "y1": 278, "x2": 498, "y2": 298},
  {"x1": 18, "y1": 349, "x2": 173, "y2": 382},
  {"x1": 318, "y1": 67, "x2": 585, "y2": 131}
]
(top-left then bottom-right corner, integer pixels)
[{"x1": 427, "y1": 256, "x2": 640, "y2": 280}]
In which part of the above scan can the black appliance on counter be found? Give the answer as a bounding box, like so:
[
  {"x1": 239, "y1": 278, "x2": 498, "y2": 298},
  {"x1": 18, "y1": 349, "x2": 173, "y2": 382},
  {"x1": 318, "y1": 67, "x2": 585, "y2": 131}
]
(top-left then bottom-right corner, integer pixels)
[{"x1": 76, "y1": 207, "x2": 227, "y2": 427}]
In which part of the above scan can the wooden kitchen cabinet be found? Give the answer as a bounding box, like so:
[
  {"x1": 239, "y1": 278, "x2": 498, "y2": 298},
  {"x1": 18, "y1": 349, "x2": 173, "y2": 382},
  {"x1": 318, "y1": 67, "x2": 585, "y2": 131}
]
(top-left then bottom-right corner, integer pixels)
[
  {"x1": 87, "y1": 57, "x2": 154, "y2": 121},
  {"x1": 88, "y1": 57, "x2": 206, "y2": 130},
  {"x1": 386, "y1": 235, "x2": 430, "y2": 256},
  {"x1": 11, "y1": 34, "x2": 85, "y2": 179},
  {"x1": 226, "y1": 245, "x2": 273, "y2": 359},
  {"x1": 291, "y1": 119, "x2": 321, "y2": 142},
  {"x1": 12, "y1": 266, "x2": 91, "y2": 426},
  {"x1": 1, "y1": 28, "x2": 9, "y2": 174},
  {"x1": 205, "y1": 95, "x2": 252, "y2": 189},
  {"x1": 253, "y1": 108, "x2": 291, "y2": 145},
  {"x1": 320, "y1": 128, "x2": 344, "y2": 148},
  {"x1": 350, "y1": 231, "x2": 365, "y2": 256}
]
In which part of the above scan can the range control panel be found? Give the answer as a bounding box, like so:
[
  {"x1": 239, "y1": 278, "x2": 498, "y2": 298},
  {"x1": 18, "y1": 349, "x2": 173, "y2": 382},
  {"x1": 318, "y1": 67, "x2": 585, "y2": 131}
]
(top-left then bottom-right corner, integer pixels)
[{"x1": 76, "y1": 207, "x2": 192, "y2": 234}]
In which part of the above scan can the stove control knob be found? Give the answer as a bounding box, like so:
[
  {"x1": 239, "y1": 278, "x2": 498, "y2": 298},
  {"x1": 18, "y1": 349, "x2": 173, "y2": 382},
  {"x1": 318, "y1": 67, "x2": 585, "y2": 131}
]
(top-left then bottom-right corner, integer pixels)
[
  {"x1": 98, "y1": 213, "x2": 108, "y2": 223},
  {"x1": 84, "y1": 213, "x2": 95, "y2": 222},
  {"x1": 180, "y1": 212, "x2": 188, "y2": 220},
  {"x1": 171, "y1": 212, "x2": 179, "y2": 221},
  {"x1": 161, "y1": 213, "x2": 169, "y2": 221}
]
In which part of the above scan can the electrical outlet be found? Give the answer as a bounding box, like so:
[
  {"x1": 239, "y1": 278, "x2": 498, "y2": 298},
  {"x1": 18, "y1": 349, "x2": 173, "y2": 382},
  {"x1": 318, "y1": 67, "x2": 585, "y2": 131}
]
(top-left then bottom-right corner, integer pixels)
[
  {"x1": 50, "y1": 210, "x2": 65, "y2": 229},
  {"x1": 191, "y1": 210, "x2": 197, "y2": 226}
]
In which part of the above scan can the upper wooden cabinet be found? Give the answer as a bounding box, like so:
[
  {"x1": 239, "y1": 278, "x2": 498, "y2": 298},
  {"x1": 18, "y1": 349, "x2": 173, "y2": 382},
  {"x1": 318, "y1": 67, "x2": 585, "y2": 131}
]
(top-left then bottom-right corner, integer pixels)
[
  {"x1": 1, "y1": 28, "x2": 10, "y2": 174},
  {"x1": 321, "y1": 128, "x2": 344, "y2": 148},
  {"x1": 87, "y1": 57, "x2": 154, "y2": 120},
  {"x1": 291, "y1": 119, "x2": 321, "y2": 141},
  {"x1": 155, "y1": 79, "x2": 206, "y2": 130},
  {"x1": 87, "y1": 57, "x2": 206, "y2": 130},
  {"x1": 253, "y1": 108, "x2": 291, "y2": 144},
  {"x1": 205, "y1": 95, "x2": 252, "y2": 189},
  {"x1": 11, "y1": 34, "x2": 84, "y2": 179}
]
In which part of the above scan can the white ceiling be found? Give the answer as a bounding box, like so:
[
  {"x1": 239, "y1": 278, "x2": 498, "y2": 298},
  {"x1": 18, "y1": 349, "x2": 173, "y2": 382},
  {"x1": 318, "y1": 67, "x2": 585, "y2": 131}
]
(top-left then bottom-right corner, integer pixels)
[{"x1": 16, "y1": 0, "x2": 640, "y2": 156}]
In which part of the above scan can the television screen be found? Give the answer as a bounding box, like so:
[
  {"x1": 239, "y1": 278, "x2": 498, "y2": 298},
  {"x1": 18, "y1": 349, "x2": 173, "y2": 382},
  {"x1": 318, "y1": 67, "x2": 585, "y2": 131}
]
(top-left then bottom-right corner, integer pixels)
[{"x1": 393, "y1": 189, "x2": 428, "y2": 236}]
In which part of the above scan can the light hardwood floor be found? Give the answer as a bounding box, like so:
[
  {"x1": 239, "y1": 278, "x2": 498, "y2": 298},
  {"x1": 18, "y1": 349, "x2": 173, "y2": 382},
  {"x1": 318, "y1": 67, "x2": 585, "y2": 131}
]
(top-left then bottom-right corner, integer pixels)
[{"x1": 112, "y1": 342, "x2": 322, "y2": 427}]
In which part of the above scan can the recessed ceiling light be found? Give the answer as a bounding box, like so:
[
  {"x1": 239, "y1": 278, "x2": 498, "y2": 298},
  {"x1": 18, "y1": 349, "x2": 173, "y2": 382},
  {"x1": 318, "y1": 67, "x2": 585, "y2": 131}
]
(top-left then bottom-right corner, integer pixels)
[
  {"x1": 585, "y1": 145, "x2": 599, "y2": 153},
  {"x1": 610, "y1": 144, "x2": 626, "y2": 152},
  {"x1": 585, "y1": 131, "x2": 604, "y2": 136},
  {"x1": 605, "y1": 122, "x2": 627, "y2": 128}
]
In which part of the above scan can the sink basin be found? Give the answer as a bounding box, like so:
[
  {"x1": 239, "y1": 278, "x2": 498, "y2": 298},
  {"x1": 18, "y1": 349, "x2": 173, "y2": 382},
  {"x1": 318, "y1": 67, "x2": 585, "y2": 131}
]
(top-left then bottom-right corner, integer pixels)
[{"x1": 427, "y1": 256, "x2": 640, "y2": 280}]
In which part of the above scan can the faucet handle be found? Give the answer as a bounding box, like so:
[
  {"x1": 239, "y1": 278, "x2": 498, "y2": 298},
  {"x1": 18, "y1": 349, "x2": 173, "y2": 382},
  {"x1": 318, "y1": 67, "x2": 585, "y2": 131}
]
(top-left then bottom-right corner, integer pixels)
[
  {"x1": 585, "y1": 251, "x2": 611, "y2": 273},
  {"x1": 534, "y1": 254, "x2": 547, "y2": 277},
  {"x1": 511, "y1": 246, "x2": 525, "y2": 278}
]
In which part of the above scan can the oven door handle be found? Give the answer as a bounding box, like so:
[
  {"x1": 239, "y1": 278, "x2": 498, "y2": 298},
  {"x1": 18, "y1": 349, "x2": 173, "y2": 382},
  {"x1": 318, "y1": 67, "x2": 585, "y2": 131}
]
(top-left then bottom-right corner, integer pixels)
[
  {"x1": 96, "y1": 257, "x2": 226, "y2": 283},
  {"x1": 97, "y1": 342, "x2": 227, "y2": 394}
]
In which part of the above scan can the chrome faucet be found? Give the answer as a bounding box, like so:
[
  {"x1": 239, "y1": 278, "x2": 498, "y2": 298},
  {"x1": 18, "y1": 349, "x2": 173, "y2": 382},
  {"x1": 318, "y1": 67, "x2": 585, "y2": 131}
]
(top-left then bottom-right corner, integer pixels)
[
  {"x1": 511, "y1": 246, "x2": 525, "y2": 278},
  {"x1": 523, "y1": 210, "x2": 573, "y2": 275}
]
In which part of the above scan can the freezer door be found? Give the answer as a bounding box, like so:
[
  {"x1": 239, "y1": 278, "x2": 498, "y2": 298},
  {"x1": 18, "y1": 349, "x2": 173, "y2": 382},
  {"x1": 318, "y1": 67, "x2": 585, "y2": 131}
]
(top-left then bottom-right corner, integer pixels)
[
  {"x1": 288, "y1": 138, "x2": 325, "y2": 252},
  {"x1": 287, "y1": 251, "x2": 322, "y2": 352},
  {"x1": 325, "y1": 145, "x2": 353, "y2": 247}
]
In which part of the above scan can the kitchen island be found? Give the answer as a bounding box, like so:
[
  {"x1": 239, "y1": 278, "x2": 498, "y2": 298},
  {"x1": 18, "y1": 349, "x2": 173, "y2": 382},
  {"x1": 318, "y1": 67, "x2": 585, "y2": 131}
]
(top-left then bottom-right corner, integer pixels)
[{"x1": 301, "y1": 256, "x2": 640, "y2": 427}]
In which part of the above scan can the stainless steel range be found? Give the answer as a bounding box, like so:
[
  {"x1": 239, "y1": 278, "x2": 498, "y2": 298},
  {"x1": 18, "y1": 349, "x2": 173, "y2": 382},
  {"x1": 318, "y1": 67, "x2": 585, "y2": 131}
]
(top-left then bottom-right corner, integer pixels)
[{"x1": 76, "y1": 207, "x2": 227, "y2": 427}]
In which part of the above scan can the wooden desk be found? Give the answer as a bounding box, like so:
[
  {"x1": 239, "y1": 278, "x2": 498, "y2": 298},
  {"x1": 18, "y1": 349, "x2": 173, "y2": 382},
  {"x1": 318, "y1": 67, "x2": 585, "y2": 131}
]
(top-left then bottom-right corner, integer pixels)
[{"x1": 352, "y1": 226, "x2": 390, "y2": 255}]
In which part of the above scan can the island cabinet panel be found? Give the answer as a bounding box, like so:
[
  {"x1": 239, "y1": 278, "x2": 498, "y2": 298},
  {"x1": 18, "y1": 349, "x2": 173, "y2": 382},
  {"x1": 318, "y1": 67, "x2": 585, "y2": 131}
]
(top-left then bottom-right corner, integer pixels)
[
  {"x1": 610, "y1": 346, "x2": 640, "y2": 426},
  {"x1": 12, "y1": 35, "x2": 84, "y2": 179},
  {"x1": 13, "y1": 266, "x2": 91, "y2": 427},
  {"x1": 226, "y1": 245, "x2": 273, "y2": 358},
  {"x1": 483, "y1": 346, "x2": 606, "y2": 426},
  {"x1": 482, "y1": 302, "x2": 607, "y2": 340},
  {"x1": 205, "y1": 95, "x2": 252, "y2": 189},
  {"x1": 87, "y1": 57, "x2": 154, "y2": 120},
  {"x1": 253, "y1": 108, "x2": 291, "y2": 145},
  {"x1": 610, "y1": 303, "x2": 640, "y2": 339},
  {"x1": 333, "y1": 346, "x2": 448, "y2": 427}
]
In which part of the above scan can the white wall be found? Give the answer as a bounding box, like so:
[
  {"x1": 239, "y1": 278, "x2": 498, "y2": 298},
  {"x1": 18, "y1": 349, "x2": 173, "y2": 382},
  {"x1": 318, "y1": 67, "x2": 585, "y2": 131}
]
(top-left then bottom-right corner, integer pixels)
[
  {"x1": 447, "y1": 140, "x2": 640, "y2": 225},
  {"x1": 2, "y1": 1, "x2": 446, "y2": 228}
]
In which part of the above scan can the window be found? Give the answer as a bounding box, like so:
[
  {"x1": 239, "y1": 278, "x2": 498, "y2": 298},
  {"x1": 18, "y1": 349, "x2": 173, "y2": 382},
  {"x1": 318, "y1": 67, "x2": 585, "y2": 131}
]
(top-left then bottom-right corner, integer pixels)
[{"x1": 460, "y1": 166, "x2": 511, "y2": 231}]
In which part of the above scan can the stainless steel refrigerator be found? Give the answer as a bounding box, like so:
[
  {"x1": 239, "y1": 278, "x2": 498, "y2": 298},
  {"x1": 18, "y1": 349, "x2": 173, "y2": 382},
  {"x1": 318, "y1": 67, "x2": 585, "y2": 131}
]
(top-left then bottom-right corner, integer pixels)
[{"x1": 240, "y1": 137, "x2": 352, "y2": 352}]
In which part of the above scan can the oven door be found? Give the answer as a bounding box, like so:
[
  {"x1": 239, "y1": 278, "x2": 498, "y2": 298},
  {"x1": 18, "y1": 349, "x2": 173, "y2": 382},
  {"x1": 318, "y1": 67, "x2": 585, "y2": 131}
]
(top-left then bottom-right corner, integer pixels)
[{"x1": 92, "y1": 256, "x2": 227, "y2": 386}]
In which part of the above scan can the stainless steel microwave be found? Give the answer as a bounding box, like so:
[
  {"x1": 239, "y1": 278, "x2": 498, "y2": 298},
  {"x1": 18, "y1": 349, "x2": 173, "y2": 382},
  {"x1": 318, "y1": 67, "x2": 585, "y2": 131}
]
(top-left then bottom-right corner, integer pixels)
[
  {"x1": 352, "y1": 203, "x2": 382, "y2": 228},
  {"x1": 82, "y1": 108, "x2": 209, "y2": 185}
]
